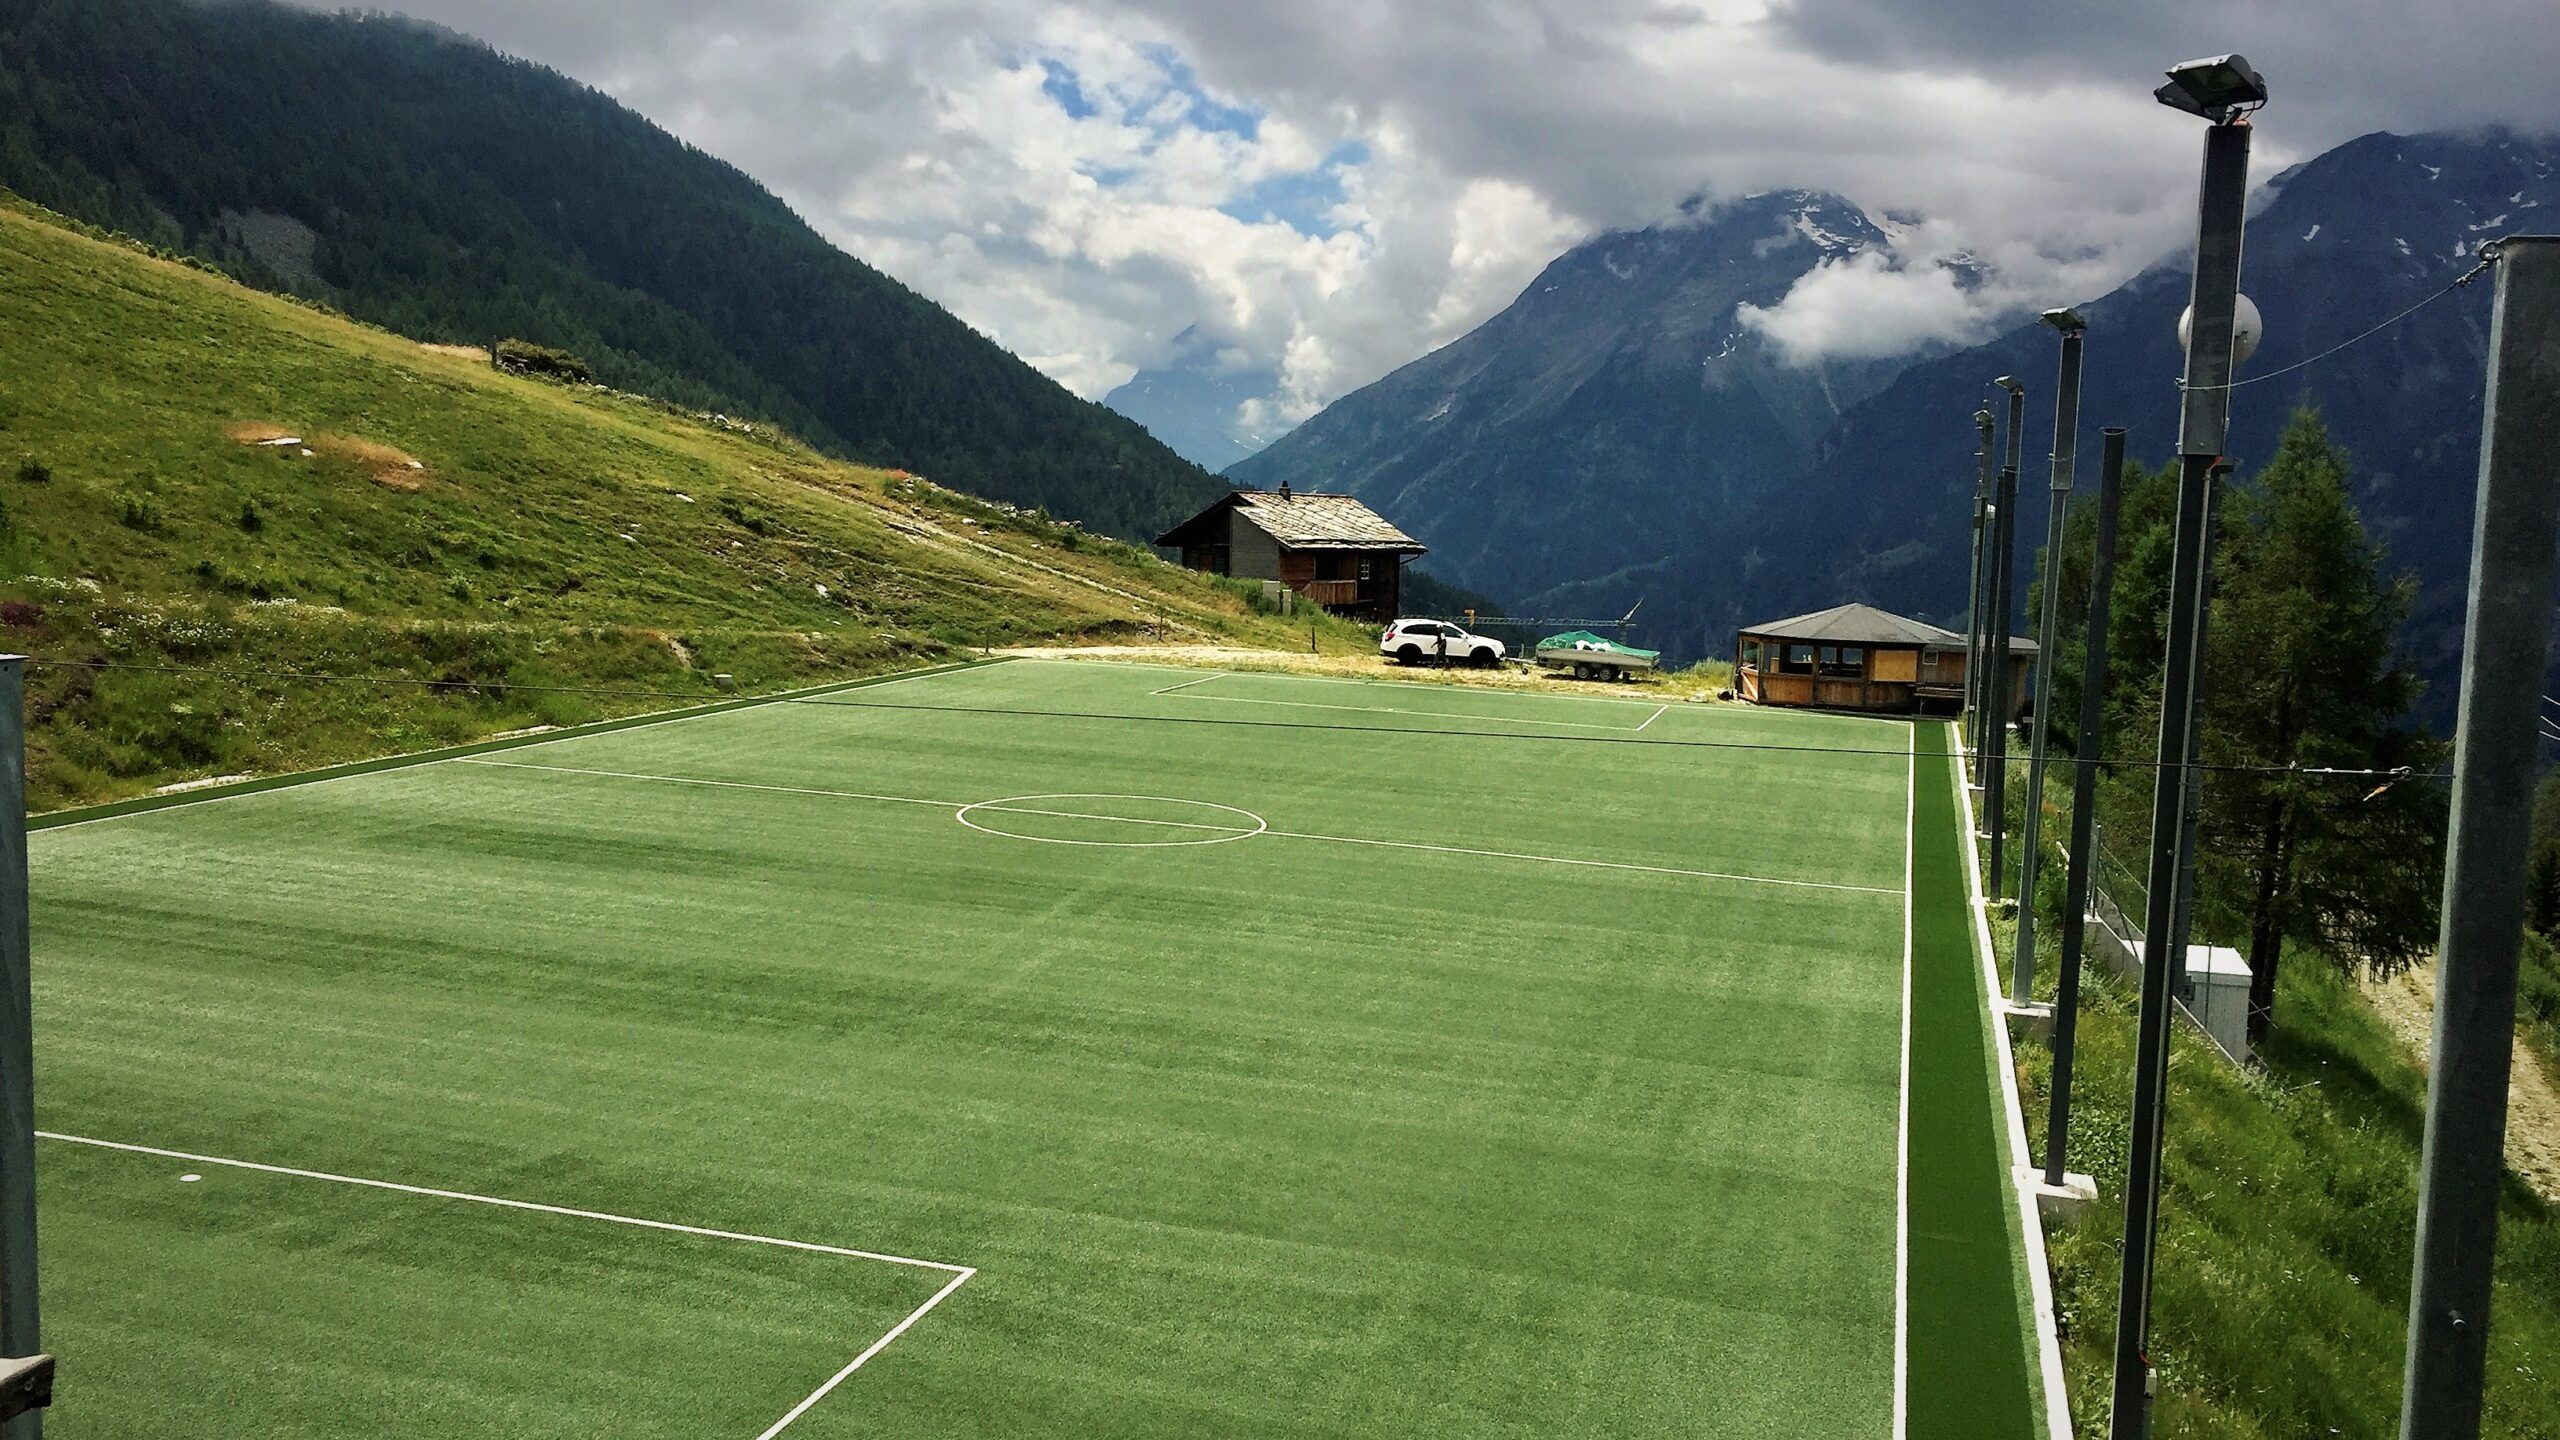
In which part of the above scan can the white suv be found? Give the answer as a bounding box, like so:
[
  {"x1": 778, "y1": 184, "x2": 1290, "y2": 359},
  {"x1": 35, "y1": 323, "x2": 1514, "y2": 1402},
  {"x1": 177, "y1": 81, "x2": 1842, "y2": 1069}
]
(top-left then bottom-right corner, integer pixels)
[{"x1": 1381, "y1": 619, "x2": 1506, "y2": 668}]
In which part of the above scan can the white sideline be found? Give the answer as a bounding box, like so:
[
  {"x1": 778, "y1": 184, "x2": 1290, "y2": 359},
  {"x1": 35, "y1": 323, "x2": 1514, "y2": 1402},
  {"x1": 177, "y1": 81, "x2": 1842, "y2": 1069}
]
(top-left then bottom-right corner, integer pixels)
[
  {"x1": 1149, "y1": 664, "x2": 1678, "y2": 711},
  {"x1": 1150, "y1": 688, "x2": 1660, "y2": 733},
  {"x1": 39, "y1": 1131, "x2": 974, "y2": 1439},
  {"x1": 1893, "y1": 724, "x2": 1914, "y2": 1439},
  {"x1": 456, "y1": 757, "x2": 1906, "y2": 896},
  {"x1": 1950, "y1": 736, "x2": 2077, "y2": 1440}
]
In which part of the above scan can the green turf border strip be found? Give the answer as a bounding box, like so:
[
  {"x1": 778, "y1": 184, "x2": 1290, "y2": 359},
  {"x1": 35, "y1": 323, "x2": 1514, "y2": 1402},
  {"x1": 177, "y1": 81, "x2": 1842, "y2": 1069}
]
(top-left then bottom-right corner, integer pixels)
[
  {"x1": 1904, "y1": 721, "x2": 2041, "y2": 1440},
  {"x1": 29, "y1": 658, "x2": 1006, "y2": 832},
  {"x1": 1949, "y1": 730, "x2": 2076, "y2": 1439}
]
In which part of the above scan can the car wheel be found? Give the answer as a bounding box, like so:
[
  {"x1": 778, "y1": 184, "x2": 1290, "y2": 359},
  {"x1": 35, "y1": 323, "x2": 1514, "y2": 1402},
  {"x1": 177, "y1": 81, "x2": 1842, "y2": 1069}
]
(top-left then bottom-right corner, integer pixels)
[
  {"x1": 1397, "y1": 644, "x2": 1422, "y2": 663},
  {"x1": 1472, "y1": 648, "x2": 1497, "y2": 668}
]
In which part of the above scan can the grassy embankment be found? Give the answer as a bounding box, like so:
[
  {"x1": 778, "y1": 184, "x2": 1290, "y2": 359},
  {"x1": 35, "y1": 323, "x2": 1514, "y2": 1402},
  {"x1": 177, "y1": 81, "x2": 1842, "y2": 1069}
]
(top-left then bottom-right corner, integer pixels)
[
  {"x1": 1973, "y1": 753, "x2": 2560, "y2": 1438},
  {"x1": 0, "y1": 194, "x2": 1368, "y2": 810}
]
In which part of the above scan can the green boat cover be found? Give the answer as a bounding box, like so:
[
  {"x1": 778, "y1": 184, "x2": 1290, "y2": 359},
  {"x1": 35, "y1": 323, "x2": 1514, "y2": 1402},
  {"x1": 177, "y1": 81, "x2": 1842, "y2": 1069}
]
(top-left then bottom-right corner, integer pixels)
[{"x1": 1535, "y1": 630, "x2": 1661, "y2": 661}]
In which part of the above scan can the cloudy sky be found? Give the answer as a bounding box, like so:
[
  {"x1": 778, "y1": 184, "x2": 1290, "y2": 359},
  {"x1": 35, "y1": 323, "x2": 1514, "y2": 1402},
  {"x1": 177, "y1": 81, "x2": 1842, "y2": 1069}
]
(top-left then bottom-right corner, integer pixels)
[{"x1": 340, "y1": 0, "x2": 2560, "y2": 432}]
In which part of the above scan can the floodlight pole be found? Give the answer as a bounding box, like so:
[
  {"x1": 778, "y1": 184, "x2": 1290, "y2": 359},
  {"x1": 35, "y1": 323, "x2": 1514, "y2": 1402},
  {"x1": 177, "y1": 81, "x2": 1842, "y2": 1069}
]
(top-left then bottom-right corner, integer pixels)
[
  {"x1": 2166, "y1": 466, "x2": 2228, "y2": 1006},
  {"x1": 1967, "y1": 412, "x2": 1997, "y2": 770},
  {"x1": 2047, "y1": 427, "x2": 2127, "y2": 1186},
  {"x1": 2399, "y1": 235, "x2": 2560, "y2": 1440},
  {"x1": 2110, "y1": 113, "x2": 2251, "y2": 1440},
  {"x1": 1984, "y1": 382, "x2": 2025, "y2": 898},
  {"x1": 0, "y1": 657, "x2": 38, "y2": 1440},
  {"x1": 2014, "y1": 321, "x2": 2084, "y2": 1004}
]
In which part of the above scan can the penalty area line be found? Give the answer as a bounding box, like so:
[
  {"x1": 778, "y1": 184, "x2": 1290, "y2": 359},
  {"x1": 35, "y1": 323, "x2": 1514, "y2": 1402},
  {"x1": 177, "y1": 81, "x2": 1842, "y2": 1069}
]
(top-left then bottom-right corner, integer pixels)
[{"x1": 38, "y1": 1131, "x2": 974, "y2": 1439}]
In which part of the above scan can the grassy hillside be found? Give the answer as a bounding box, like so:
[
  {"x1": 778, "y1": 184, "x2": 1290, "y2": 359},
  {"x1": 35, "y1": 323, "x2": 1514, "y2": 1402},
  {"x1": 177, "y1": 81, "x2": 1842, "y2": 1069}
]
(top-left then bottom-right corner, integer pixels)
[
  {"x1": 0, "y1": 195, "x2": 1361, "y2": 811},
  {"x1": 1998, "y1": 915, "x2": 2560, "y2": 1437},
  {"x1": 0, "y1": 0, "x2": 1227, "y2": 539}
]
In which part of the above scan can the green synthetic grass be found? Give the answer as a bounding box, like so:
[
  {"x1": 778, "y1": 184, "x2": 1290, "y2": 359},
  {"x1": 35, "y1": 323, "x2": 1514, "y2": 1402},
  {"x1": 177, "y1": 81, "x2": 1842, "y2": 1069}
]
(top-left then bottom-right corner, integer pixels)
[
  {"x1": 1904, "y1": 724, "x2": 2039, "y2": 1439},
  {"x1": 29, "y1": 662, "x2": 2025, "y2": 1435}
]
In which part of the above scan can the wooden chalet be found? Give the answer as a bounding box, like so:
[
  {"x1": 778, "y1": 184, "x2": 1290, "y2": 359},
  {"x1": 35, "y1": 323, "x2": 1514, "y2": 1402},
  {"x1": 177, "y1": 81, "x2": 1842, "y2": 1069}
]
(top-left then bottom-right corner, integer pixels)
[
  {"x1": 1154, "y1": 485, "x2": 1425, "y2": 621},
  {"x1": 1735, "y1": 602, "x2": 2036, "y2": 716}
]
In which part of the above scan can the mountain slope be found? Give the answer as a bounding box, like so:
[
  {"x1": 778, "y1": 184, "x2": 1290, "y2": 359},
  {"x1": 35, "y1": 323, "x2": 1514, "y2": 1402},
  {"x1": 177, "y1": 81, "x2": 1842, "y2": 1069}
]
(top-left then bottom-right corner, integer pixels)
[
  {"x1": 1103, "y1": 327, "x2": 1283, "y2": 471},
  {"x1": 1612, "y1": 130, "x2": 2552, "y2": 682},
  {"x1": 0, "y1": 195, "x2": 1351, "y2": 810},
  {"x1": 1228, "y1": 191, "x2": 1962, "y2": 607},
  {"x1": 0, "y1": 0, "x2": 1225, "y2": 539}
]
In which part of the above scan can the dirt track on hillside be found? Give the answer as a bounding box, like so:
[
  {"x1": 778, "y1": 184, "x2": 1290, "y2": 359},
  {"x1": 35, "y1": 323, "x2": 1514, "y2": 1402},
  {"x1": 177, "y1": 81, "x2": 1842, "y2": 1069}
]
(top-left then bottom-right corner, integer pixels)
[{"x1": 2365, "y1": 966, "x2": 2560, "y2": 1203}]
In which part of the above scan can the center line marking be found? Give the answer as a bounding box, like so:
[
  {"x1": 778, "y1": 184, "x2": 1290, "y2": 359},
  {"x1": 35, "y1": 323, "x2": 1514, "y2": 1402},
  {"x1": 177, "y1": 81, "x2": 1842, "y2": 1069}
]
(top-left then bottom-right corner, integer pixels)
[{"x1": 458, "y1": 758, "x2": 1901, "y2": 894}]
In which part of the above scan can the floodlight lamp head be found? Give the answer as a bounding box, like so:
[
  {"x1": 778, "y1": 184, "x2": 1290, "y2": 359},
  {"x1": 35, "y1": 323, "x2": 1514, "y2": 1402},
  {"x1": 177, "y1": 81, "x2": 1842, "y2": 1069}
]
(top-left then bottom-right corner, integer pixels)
[
  {"x1": 2155, "y1": 54, "x2": 2267, "y2": 123},
  {"x1": 1994, "y1": 375, "x2": 2024, "y2": 396},
  {"x1": 1975, "y1": 408, "x2": 1994, "y2": 427},
  {"x1": 2041, "y1": 307, "x2": 2088, "y2": 333}
]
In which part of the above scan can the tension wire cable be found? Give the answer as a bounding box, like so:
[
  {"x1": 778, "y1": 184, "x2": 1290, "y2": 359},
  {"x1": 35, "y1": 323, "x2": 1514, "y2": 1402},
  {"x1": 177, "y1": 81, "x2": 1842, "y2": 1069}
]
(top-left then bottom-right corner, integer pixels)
[{"x1": 2178, "y1": 244, "x2": 2501, "y2": 395}]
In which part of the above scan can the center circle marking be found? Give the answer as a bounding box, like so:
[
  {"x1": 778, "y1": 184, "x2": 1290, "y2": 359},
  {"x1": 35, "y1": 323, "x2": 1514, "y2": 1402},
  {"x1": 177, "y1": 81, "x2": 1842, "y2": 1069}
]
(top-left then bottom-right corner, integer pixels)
[{"x1": 953, "y1": 793, "x2": 1269, "y2": 848}]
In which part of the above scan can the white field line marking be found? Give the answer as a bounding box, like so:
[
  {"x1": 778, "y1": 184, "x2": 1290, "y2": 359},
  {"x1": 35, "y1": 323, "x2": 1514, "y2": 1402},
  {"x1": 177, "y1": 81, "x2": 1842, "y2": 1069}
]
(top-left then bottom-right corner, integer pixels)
[
  {"x1": 752, "y1": 1265, "x2": 972, "y2": 1440},
  {"x1": 30, "y1": 661, "x2": 991, "y2": 837},
  {"x1": 1894, "y1": 723, "x2": 1914, "y2": 1440},
  {"x1": 1257, "y1": 826, "x2": 1901, "y2": 894},
  {"x1": 1632, "y1": 704, "x2": 1669, "y2": 733},
  {"x1": 1145, "y1": 673, "x2": 1230, "y2": 697},
  {"x1": 954, "y1": 793, "x2": 1268, "y2": 848},
  {"x1": 36, "y1": 1132, "x2": 967, "y2": 1270},
  {"x1": 460, "y1": 758, "x2": 1902, "y2": 895},
  {"x1": 1950, "y1": 733, "x2": 2075, "y2": 1440},
  {"x1": 459, "y1": 757, "x2": 959, "y2": 810},
  {"x1": 40, "y1": 1131, "x2": 976, "y2": 1440},
  {"x1": 1157, "y1": 690, "x2": 1653, "y2": 732},
  {"x1": 1175, "y1": 665, "x2": 1678, "y2": 711}
]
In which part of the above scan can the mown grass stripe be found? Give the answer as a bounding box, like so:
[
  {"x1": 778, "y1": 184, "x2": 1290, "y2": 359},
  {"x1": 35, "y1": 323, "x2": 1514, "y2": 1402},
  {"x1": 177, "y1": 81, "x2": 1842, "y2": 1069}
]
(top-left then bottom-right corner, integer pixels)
[{"x1": 1905, "y1": 720, "x2": 2038, "y2": 1438}]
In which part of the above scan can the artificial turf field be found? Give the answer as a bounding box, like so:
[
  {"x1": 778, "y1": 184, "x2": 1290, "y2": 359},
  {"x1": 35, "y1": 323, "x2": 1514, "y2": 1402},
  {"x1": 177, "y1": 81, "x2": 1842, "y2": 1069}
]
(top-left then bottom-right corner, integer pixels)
[{"x1": 26, "y1": 658, "x2": 2039, "y2": 1436}]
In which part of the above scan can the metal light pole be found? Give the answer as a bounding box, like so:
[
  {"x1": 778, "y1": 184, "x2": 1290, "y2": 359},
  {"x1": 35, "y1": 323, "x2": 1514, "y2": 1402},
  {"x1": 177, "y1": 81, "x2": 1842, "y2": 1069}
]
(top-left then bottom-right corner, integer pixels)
[
  {"x1": 2047, "y1": 427, "x2": 2128, "y2": 1186},
  {"x1": 1967, "y1": 410, "x2": 1997, "y2": 767},
  {"x1": 1985, "y1": 377, "x2": 2025, "y2": 898},
  {"x1": 2166, "y1": 464, "x2": 2228, "y2": 1006},
  {"x1": 0, "y1": 658, "x2": 42, "y2": 1440},
  {"x1": 2399, "y1": 235, "x2": 2560, "y2": 1440},
  {"x1": 2014, "y1": 312, "x2": 2086, "y2": 1004},
  {"x1": 2110, "y1": 54, "x2": 2262, "y2": 1440}
]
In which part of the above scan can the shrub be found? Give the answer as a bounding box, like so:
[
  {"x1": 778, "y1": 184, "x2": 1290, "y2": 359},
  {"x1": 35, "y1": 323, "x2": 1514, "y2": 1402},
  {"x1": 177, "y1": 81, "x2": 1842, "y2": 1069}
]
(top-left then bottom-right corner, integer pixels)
[
  {"x1": 13, "y1": 455, "x2": 49, "y2": 485},
  {"x1": 114, "y1": 490, "x2": 161, "y2": 531},
  {"x1": 0, "y1": 601, "x2": 44, "y2": 629},
  {"x1": 492, "y1": 338, "x2": 594, "y2": 385},
  {"x1": 237, "y1": 499, "x2": 263, "y2": 533}
]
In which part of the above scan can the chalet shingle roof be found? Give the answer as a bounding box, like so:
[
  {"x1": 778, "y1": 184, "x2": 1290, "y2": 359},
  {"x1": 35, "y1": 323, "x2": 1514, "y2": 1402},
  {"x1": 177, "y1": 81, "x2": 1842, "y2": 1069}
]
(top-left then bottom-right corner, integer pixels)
[
  {"x1": 1743, "y1": 601, "x2": 2037, "y2": 653},
  {"x1": 1155, "y1": 490, "x2": 1425, "y2": 553}
]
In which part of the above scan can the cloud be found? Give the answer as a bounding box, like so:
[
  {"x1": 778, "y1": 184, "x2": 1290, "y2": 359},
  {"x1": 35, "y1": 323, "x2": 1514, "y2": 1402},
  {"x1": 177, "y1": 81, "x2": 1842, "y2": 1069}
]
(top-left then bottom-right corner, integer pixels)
[
  {"x1": 1738, "y1": 252, "x2": 1985, "y2": 363},
  {"x1": 292, "y1": 0, "x2": 2560, "y2": 416}
]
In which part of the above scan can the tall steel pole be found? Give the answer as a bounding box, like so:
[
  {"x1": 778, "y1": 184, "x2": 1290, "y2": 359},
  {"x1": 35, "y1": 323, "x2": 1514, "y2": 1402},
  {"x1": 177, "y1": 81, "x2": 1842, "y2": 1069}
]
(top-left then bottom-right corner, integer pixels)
[
  {"x1": 2110, "y1": 113, "x2": 2252, "y2": 1440},
  {"x1": 2014, "y1": 318, "x2": 2086, "y2": 1003},
  {"x1": 1985, "y1": 380, "x2": 2025, "y2": 898},
  {"x1": 1967, "y1": 410, "x2": 1997, "y2": 767},
  {"x1": 0, "y1": 657, "x2": 39, "y2": 1440},
  {"x1": 2166, "y1": 467, "x2": 2227, "y2": 1005},
  {"x1": 2399, "y1": 235, "x2": 2560, "y2": 1440},
  {"x1": 2047, "y1": 427, "x2": 2127, "y2": 1186}
]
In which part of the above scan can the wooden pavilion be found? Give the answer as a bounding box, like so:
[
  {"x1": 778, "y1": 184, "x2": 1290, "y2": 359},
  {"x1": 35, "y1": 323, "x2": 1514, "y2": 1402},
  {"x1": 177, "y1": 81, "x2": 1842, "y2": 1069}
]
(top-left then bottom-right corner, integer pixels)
[{"x1": 1735, "y1": 602, "x2": 2035, "y2": 716}]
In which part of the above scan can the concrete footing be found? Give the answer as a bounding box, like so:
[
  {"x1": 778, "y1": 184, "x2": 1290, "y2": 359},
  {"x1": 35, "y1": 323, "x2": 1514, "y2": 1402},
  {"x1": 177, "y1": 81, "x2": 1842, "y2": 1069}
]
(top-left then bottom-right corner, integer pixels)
[
  {"x1": 1998, "y1": 999, "x2": 2055, "y2": 1042},
  {"x1": 2017, "y1": 1166, "x2": 2101, "y2": 1226}
]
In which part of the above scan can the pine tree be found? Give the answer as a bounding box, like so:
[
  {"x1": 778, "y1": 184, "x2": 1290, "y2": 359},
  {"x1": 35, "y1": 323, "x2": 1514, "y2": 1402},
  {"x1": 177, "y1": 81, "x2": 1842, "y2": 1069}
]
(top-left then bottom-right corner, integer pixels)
[{"x1": 2199, "y1": 409, "x2": 2445, "y2": 1044}]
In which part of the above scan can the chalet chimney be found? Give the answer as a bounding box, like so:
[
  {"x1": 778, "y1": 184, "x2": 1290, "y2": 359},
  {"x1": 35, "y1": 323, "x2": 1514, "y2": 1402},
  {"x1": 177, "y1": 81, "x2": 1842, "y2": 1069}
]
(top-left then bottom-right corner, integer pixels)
[{"x1": 1278, "y1": 480, "x2": 1290, "y2": 500}]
